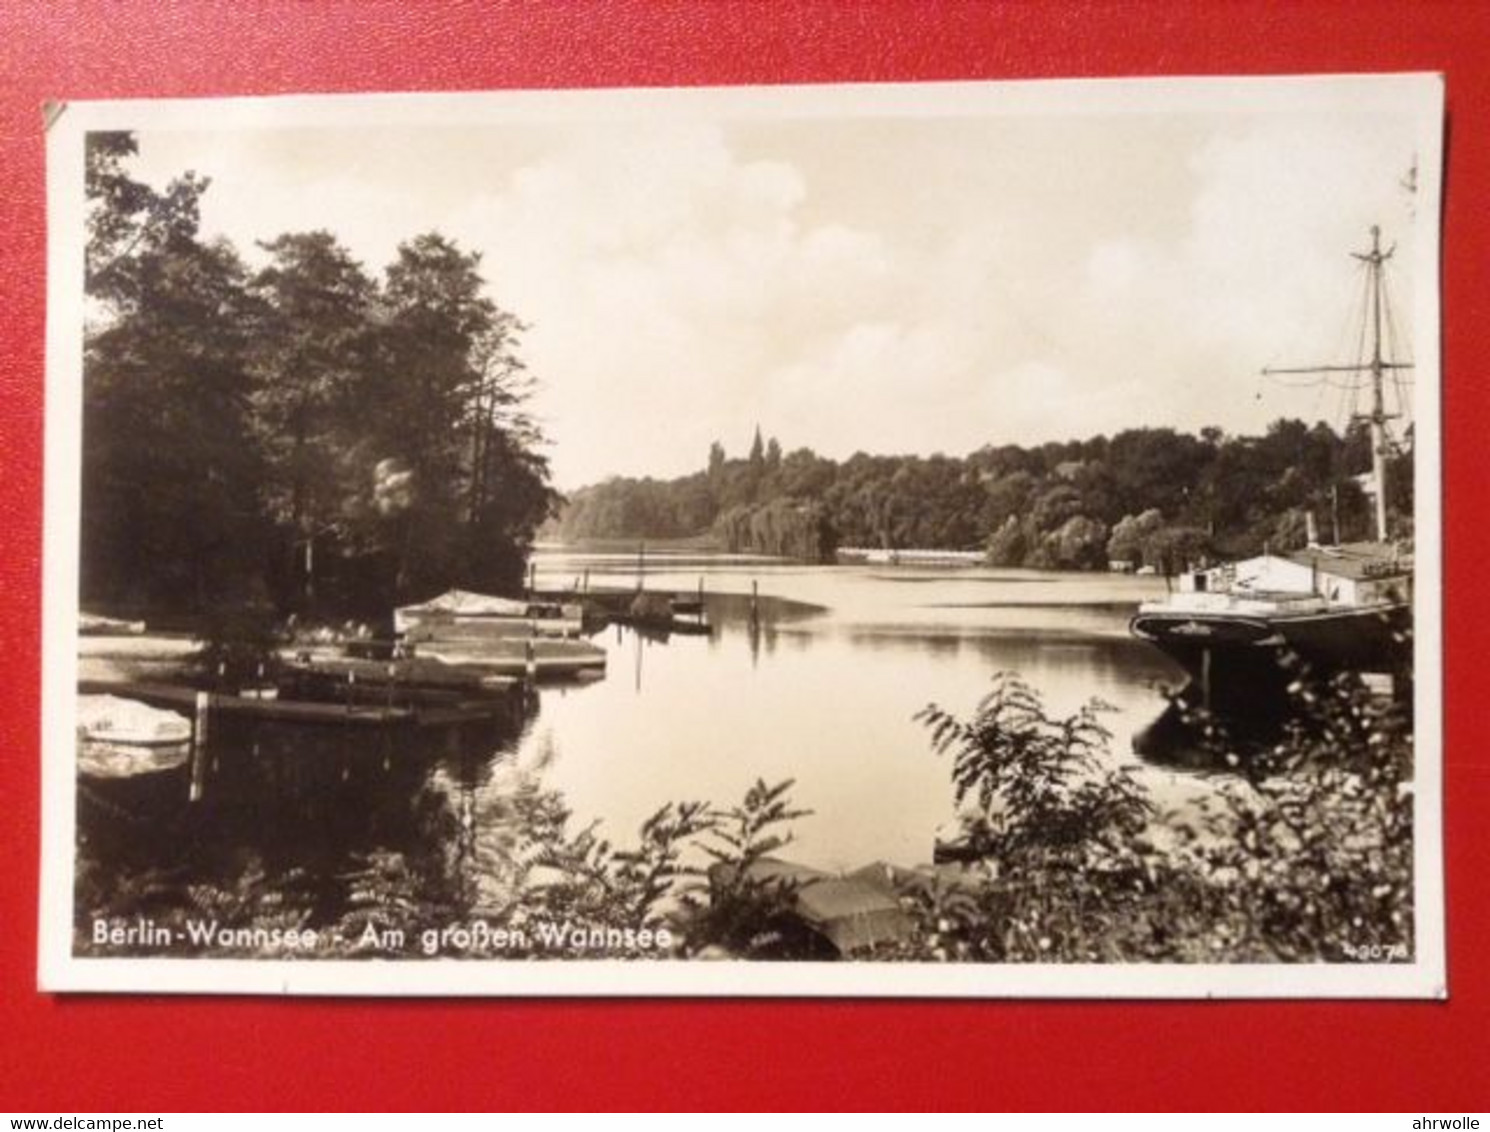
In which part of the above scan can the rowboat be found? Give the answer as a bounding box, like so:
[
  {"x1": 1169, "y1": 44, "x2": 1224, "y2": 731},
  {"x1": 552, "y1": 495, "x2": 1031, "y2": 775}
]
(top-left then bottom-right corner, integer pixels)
[{"x1": 76, "y1": 694, "x2": 192, "y2": 778}]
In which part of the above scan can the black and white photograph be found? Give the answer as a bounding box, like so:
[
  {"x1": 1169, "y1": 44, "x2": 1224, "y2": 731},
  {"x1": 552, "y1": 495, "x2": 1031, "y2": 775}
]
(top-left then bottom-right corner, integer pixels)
[{"x1": 40, "y1": 75, "x2": 1444, "y2": 996}]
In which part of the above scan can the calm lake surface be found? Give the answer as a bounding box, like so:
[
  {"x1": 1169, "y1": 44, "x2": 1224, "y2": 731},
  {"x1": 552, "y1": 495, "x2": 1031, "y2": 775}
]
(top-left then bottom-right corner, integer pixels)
[
  {"x1": 524, "y1": 548, "x2": 1197, "y2": 869},
  {"x1": 76, "y1": 547, "x2": 1222, "y2": 950}
]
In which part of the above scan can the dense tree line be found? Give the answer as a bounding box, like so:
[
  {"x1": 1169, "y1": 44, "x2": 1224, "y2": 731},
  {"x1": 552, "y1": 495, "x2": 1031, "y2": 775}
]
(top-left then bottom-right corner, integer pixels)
[
  {"x1": 555, "y1": 419, "x2": 1413, "y2": 569},
  {"x1": 82, "y1": 133, "x2": 557, "y2": 619}
]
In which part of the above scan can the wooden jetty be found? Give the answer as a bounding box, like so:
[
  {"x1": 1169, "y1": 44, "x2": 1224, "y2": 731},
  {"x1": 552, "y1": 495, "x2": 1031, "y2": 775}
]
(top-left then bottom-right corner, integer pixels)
[
  {"x1": 282, "y1": 656, "x2": 518, "y2": 694},
  {"x1": 533, "y1": 586, "x2": 712, "y2": 637},
  {"x1": 79, "y1": 680, "x2": 412, "y2": 726},
  {"x1": 77, "y1": 679, "x2": 516, "y2": 729},
  {"x1": 411, "y1": 636, "x2": 607, "y2": 677},
  {"x1": 835, "y1": 547, "x2": 985, "y2": 567}
]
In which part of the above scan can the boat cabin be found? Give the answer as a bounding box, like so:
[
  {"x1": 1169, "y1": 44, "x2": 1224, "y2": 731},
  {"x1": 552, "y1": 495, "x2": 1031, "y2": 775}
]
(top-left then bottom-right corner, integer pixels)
[
  {"x1": 394, "y1": 588, "x2": 584, "y2": 639},
  {"x1": 1177, "y1": 541, "x2": 1409, "y2": 607}
]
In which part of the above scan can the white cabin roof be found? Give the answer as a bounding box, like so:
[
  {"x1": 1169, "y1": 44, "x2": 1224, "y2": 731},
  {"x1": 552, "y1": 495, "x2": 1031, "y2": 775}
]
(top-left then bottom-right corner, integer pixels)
[
  {"x1": 1281, "y1": 541, "x2": 1408, "y2": 581},
  {"x1": 396, "y1": 589, "x2": 530, "y2": 619}
]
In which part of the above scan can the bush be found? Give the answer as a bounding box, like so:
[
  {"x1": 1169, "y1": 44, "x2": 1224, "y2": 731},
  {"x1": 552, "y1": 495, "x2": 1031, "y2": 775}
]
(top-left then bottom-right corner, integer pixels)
[{"x1": 902, "y1": 671, "x2": 1414, "y2": 963}]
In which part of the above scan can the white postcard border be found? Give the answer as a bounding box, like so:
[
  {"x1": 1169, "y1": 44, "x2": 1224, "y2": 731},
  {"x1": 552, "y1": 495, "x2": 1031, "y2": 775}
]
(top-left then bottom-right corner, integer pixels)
[{"x1": 40, "y1": 74, "x2": 1447, "y2": 998}]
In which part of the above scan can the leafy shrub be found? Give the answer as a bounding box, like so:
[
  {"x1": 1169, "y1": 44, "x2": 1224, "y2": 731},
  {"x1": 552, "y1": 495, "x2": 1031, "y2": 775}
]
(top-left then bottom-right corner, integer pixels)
[
  {"x1": 919, "y1": 674, "x2": 1151, "y2": 869},
  {"x1": 1168, "y1": 670, "x2": 1415, "y2": 961},
  {"x1": 677, "y1": 778, "x2": 817, "y2": 958},
  {"x1": 904, "y1": 670, "x2": 1414, "y2": 963}
]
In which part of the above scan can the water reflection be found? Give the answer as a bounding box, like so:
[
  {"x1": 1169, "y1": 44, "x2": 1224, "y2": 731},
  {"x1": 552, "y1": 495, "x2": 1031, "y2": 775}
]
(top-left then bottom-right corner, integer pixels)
[
  {"x1": 76, "y1": 708, "x2": 539, "y2": 952},
  {"x1": 526, "y1": 554, "x2": 1200, "y2": 872},
  {"x1": 77, "y1": 551, "x2": 1216, "y2": 952}
]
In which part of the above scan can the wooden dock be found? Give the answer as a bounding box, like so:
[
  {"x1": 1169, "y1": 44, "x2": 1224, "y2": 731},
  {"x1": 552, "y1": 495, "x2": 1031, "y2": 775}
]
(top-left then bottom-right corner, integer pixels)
[
  {"x1": 282, "y1": 656, "x2": 519, "y2": 693},
  {"x1": 80, "y1": 680, "x2": 410, "y2": 726},
  {"x1": 533, "y1": 587, "x2": 711, "y2": 636},
  {"x1": 77, "y1": 679, "x2": 515, "y2": 729}
]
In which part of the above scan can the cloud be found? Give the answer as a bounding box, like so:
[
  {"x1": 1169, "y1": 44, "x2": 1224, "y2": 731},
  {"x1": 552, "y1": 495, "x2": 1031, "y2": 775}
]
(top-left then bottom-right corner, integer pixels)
[
  {"x1": 129, "y1": 102, "x2": 1425, "y2": 487},
  {"x1": 440, "y1": 124, "x2": 911, "y2": 483}
]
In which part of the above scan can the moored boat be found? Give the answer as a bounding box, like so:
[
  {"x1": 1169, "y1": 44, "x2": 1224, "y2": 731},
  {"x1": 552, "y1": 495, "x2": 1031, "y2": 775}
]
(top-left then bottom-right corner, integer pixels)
[
  {"x1": 412, "y1": 635, "x2": 607, "y2": 678},
  {"x1": 76, "y1": 694, "x2": 192, "y2": 778},
  {"x1": 394, "y1": 588, "x2": 585, "y2": 643},
  {"x1": 1129, "y1": 227, "x2": 1415, "y2": 720},
  {"x1": 1130, "y1": 541, "x2": 1411, "y2": 713}
]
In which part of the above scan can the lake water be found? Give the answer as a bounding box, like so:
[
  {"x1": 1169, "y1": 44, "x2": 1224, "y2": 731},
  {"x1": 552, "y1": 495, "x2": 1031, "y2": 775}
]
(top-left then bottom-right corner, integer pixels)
[
  {"x1": 523, "y1": 548, "x2": 1199, "y2": 869},
  {"x1": 75, "y1": 548, "x2": 1223, "y2": 952}
]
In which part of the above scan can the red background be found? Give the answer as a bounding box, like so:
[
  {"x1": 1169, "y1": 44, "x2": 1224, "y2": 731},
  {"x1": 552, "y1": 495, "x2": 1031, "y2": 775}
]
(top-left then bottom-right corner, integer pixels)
[{"x1": 1, "y1": 1, "x2": 1486, "y2": 1112}]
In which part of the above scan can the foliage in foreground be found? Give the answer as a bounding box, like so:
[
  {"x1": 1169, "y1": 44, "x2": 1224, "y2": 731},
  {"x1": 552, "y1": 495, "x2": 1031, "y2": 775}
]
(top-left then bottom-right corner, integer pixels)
[{"x1": 903, "y1": 672, "x2": 1413, "y2": 963}]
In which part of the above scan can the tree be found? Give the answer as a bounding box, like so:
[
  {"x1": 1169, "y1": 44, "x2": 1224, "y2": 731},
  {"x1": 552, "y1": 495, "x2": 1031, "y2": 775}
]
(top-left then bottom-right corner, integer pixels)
[
  {"x1": 459, "y1": 314, "x2": 558, "y2": 591},
  {"x1": 1142, "y1": 525, "x2": 1212, "y2": 576},
  {"x1": 83, "y1": 135, "x2": 266, "y2": 611},
  {"x1": 83, "y1": 139, "x2": 556, "y2": 619},
  {"x1": 248, "y1": 231, "x2": 377, "y2": 610},
  {"x1": 981, "y1": 470, "x2": 1036, "y2": 532},
  {"x1": 371, "y1": 233, "x2": 500, "y2": 597},
  {"x1": 1037, "y1": 515, "x2": 1109, "y2": 570},
  {"x1": 1107, "y1": 509, "x2": 1165, "y2": 567},
  {"x1": 1029, "y1": 483, "x2": 1085, "y2": 533},
  {"x1": 85, "y1": 132, "x2": 211, "y2": 315},
  {"x1": 549, "y1": 414, "x2": 1399, "y2": 572},
  {"x1": 985, "y1": 515, "x2": 1028, "y2": 567}
]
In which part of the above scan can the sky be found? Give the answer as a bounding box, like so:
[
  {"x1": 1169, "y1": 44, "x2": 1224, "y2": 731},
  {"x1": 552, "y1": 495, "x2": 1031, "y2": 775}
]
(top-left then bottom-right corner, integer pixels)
[{"x1": 123, "y1": 81, "x2": 1432, "y2": 490}]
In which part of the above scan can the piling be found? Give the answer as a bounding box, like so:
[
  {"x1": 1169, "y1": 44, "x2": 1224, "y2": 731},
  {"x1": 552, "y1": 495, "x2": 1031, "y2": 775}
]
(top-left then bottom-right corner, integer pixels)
[{"x1": 190, "y1": 691, "x2": 210, "y2": 803}]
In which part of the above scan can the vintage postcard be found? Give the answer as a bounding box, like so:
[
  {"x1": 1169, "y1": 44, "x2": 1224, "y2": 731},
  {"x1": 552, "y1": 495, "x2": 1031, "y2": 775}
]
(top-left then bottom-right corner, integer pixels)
[{"x1": 40, "y1": 75, "x2": 1445, "y2": 996}]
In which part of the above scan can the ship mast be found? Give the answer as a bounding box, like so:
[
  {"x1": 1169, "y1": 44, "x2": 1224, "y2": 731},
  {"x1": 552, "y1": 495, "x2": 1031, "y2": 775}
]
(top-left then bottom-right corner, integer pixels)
[{"x1": 1261, "y1": 226, "x2": 1412, "y2": 543}]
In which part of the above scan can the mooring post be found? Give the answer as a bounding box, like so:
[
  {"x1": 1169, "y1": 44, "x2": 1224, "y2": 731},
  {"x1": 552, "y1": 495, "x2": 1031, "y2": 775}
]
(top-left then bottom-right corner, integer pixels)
[
  {"x1": 526, "y1": 636, "x2": 537, "y2": 681},
  {"x1": 1201, "y1": 647, "x2": 1213, "y2": 712},
  {"x1": 347, "y1": 669, "x2": 356, "y2": 714},
  {"x1": 750, "y1": 578, "x2": 760, "y2": 623},
  {"x1": 190, "y1": 691, "x2": 210, "y2": 803},
  {"x1": 698, "y1": 576, "x2": 706, "y2": 624}
]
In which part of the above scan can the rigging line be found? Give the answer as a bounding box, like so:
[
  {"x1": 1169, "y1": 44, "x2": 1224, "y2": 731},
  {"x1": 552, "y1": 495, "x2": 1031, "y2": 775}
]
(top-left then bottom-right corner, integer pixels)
[
  {"x1": 1334, "y1": 376, "x2": 1352, "y2": 438},
  {"x1": 1339, "y1": 259, "x2": 1369, "y2": 360},
  {"x1": 1310, "y1": 363, "x2": 1329, "y2": 421},
  {"x1": 1267, "y1": 372, "x2": 1329, "y2": 388},
  {"x1": 1262, "y1": 259, "x2": 1369, "y2": 385},
  {"x1": 1333, "y1": 258, "x2": 1373, "y2": 437},
  {"x1": 1384, "y1": 276, "x2": 1415, "y2": 366},
  {"x1": 1379, "y1": 272, "x2": 1415, "y2": 427},
  {"x1": 1392, "y1": 371, "x2": 1411, "y2": 424},
  {"x1": 1352, "y1": 255, "x2": 1373, "y2": 375}
]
